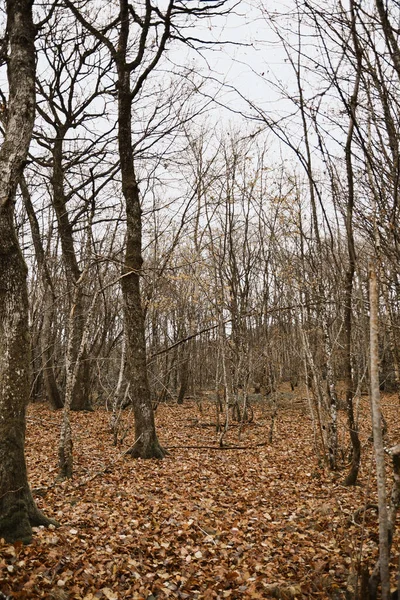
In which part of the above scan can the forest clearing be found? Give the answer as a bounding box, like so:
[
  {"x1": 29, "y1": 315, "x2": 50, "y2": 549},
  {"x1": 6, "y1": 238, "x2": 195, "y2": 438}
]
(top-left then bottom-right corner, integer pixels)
[{"x1": 0, "y1": 390, "x2": 398, "y2": 600}]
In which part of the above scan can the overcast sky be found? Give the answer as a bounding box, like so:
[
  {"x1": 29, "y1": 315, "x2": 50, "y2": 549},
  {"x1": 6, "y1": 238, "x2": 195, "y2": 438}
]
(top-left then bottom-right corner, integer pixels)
[{"x1": 163, "y1": 1, "x2": 300, "y2": 126}]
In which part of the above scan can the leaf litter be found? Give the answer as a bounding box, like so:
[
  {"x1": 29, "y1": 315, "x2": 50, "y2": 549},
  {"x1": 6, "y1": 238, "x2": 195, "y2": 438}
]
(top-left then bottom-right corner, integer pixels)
[{"x1": 0, "y1": 392, "x2": 399, "y2": 599}]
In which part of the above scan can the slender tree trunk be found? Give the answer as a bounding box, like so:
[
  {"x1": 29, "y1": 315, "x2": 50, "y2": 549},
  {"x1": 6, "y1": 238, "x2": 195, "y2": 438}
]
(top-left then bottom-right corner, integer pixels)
[
  {"x1": 218, "y1": 319, "x2": 231, "y2": 447},
  {"x1": 20, "y1": 175, "x2": 63, "y2": 409},
  {"x1": 52, "y1": 134, "x2": 92, "y2": 412},
  {"x1": 369, "y1": 262, "x2": 390, "y2": 600},
  {"x1": 382, "y1": 284, "x2": 400, "y2": 402},
  {"x1": 110, "y1": 333, "x2": 127, "y2": 440},
  {"x1": 0, "y1": 0, "x2": 56, "y2": 543},
  {"x1": 322, "y1": 318, "x2": 339, "y2": 469},
  {"x1": 177, "y1": 353, "x2": 190, "y2": 405},
  {"x1": 59, "y1": 266, "x2": 98, "y2": 478},
  {"x1": 296, "y1": 73, "x2": 339, "y2": 469},
  {"x1": 41, "y1": 294, "x2": 64, "y2": 409},
  {"x1": 344, "y1": 0, "x2": 362, "y2": 486},
  {"x1": 59, "y1": 284, "x2": 81, "y2": 479},
  {"x1": 343, "y1": 259, "x2": 361, "y2": 486},
  {"x1": 301, "y1": 322, "x2": 329, "y2": 463}
]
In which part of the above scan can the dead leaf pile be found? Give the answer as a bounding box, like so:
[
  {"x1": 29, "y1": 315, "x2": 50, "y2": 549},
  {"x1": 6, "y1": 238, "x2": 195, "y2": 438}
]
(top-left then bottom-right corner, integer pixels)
[{"x1": 0, "y1": 391, "x2": 399, "y2": 599}]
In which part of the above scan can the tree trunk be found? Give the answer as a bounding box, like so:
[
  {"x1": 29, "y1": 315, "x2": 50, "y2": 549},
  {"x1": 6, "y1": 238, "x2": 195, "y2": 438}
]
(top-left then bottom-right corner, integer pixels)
[
  {"x1": 369, "y1": 261, "x2": 390, "y2": 600},
  {"x1": 41, "y1": 293, "x2": 64, "y2": 409},
  {"x1": 344, "y1": 0, "x2": 362, "y2": 486},
  {"x1": 59, "y1": 268, "x2": 98, "y2": 477},
  {"x1": 0, "y1": 0, "x2": 56, "y2": 543},
  {"x1": 20, "y1": 175, "x2": 63, "y2": 409},
  {"x1": 177, "y1": 354, "x2": 190, "y2": 405},
  {"x1": 63, "y1": 0, "x2": 173, "y2": 457},
  {"x1": 120, "y1": 158, "x2": 165, "y2": 457},
  {"x1": 382, "y1": 284, "x2": 400, "y2": 403},
  {"x1": 52, "y1": 134, "x2": 92, "y2": 412},
  {"x1": 115, "y1": 1, "x2": 165, "y2": 458},
  {"x1": 110, "y1": 334, "x2": 127, "y2": 442}
]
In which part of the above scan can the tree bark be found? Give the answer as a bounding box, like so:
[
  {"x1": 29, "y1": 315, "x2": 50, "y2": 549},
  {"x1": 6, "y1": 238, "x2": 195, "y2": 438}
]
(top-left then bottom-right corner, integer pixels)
[
  {"x1": 177, "y1": 354, "x2": 190, "y2": 405},
  {"x1": 118, "y1": 80, "x2": 165, "y2": 458},
  {"x1": 0, "y1": 0, "x2": 56, "y2": 543},
  {"x1": 113, "y1": 0, "x2": 166, "y2": 459},
  {"x1": 20, "y1": 175, "x2": 63, "y2": 409},
  {"x1": 51, "y1": 133, "x2": 92, "y2": 412},
  {"x1": 344, "y1": 0, "x2": 362, "y2": 486},
  {"x1": 369, "y1": 262, "x2": 390, "y2": 600}
]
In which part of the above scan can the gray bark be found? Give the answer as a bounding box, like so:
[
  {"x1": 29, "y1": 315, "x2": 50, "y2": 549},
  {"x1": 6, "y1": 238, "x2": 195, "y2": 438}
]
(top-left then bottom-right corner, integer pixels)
[
  {"x1": 20, "y1": 175, "x2": 63, "y2": 409},
  {"x1": 343, "y1": 0, "x2": 362, "y2": 486},
  {"x1": 369, "y1": 262, "x2": 390, "y2": 600},
  {"x1": 0, "y1": 0, "x2": 56, "y2": 543},
  {"x1": 115, "y1": 0, "x2": 169, "y2": 458},
  {"x1": 51, "y1": 132, "x2": 92, "y2": 412}
]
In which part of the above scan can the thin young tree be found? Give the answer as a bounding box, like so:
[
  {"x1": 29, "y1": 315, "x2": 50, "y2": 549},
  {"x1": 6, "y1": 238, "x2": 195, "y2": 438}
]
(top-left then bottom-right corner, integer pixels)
[{"x1": 369, "y1": 261, "x2": 390, "y2": 600}]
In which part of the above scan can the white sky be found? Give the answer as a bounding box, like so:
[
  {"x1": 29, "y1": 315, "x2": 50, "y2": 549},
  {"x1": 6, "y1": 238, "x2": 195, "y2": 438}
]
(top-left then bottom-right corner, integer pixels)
[{"x1": 164, "y1": 1, "x2": 297, "y2": 121}]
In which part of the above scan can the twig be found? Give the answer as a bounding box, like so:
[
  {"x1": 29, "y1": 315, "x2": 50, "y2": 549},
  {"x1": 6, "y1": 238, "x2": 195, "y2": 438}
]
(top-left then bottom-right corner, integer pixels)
[{"x1": 166, "y1": 442, "x2": 268, "y2": 451}]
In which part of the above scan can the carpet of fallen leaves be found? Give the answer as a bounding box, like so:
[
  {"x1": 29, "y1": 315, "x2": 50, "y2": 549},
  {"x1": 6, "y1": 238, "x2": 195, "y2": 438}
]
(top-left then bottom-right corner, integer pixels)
[{"x1": 0, "y1": 386, "x2": 399, "y2": 600}]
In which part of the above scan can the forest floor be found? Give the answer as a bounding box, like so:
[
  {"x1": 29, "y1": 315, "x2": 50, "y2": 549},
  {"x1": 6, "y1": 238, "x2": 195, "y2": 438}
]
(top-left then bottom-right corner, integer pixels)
[{"x1": 0, "y1": 386, "x2": 399, "y2": 599}]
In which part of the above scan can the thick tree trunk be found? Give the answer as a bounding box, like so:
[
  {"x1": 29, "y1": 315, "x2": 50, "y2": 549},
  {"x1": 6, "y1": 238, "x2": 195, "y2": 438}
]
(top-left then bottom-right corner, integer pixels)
[
  {"x1": 118, "y1": 69, "x2": 164, "y2": 458},
  {"x1": 0, "y1": 208, "x2": 47, "y2": 542},
  {"x1": 0, "y1": 0, "x2": 56, "y2": 542},
  {"x1": 122, "y1": 259, "x2": 164, "y2": 457}
]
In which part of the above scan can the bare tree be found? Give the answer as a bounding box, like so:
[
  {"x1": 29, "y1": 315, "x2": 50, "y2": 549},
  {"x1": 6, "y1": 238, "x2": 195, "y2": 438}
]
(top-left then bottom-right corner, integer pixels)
[
  {"x1": 32, "y1": 13, "x2": 116, "y2": 411},
  {"x1": 0, "y1": 0, "x2": 55, "y2": 543},
  {"x1": 369, "y1": 261, "x2": 390, "y2": 600},
  {"x1": 63, "y1": 0, "x2": 231, "y2": 458}
]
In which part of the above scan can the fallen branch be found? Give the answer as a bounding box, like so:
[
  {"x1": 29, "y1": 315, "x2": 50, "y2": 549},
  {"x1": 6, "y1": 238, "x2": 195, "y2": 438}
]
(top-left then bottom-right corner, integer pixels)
[
  {"x1": 348, "y1": 503, "x2": 378, "y2": 527},
  {"x1": 166, "y1": 442, "x2": 269, "y2": 451}
]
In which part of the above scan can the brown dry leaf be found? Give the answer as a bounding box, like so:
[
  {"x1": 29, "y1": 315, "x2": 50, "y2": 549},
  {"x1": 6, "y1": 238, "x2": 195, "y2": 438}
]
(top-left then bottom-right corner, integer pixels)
[
  {"x1": 101, "y1": 588, "x2": 119, "y2": 600},
  {"x1": 0, "y1": 397, "x2": 395, "y2": 599}
]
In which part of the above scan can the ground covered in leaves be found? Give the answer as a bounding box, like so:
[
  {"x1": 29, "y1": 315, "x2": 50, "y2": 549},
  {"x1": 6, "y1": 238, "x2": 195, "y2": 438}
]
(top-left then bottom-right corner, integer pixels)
[{"x1": 0, "y1": 388, "x2": 399, "y2": 599}]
